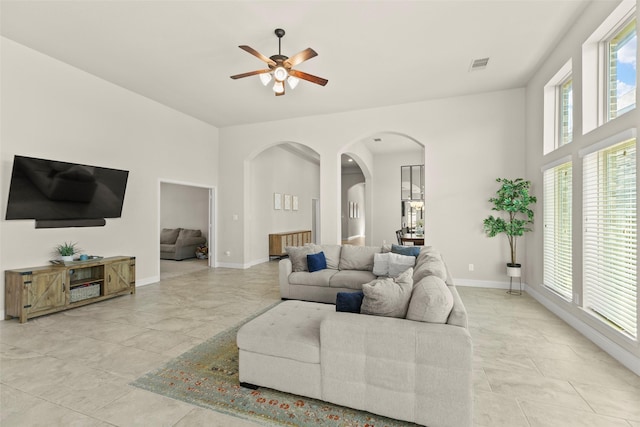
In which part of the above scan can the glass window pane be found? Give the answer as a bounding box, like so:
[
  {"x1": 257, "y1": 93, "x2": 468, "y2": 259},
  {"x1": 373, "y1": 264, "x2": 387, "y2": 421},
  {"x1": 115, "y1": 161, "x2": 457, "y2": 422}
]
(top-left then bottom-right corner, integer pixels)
[{"x1": 608, "y1": 19, "x2": 636, "y2": 120}]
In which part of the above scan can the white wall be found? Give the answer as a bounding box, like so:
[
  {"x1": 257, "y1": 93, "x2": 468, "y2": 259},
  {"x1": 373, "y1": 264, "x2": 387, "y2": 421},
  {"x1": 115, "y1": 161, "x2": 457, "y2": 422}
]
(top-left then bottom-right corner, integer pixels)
[
  {"x1": 524, "y1": 1, "x2": 639, "y2": 368},
  {"x1": 246, "y1": 145, "x2": 320, "y2": 264},
  {"x1": 160, "y1": 182, "x2": 209, "y2": 236},
  {"x1": 219, "y1": 88, "x2": 526, "y2": 279},
  {"x1": 341, "y1": 169, "x2": 365, "y2": 240},
  {"x1": 0, "y1": 37, "x2": 219, "y2": 316}
]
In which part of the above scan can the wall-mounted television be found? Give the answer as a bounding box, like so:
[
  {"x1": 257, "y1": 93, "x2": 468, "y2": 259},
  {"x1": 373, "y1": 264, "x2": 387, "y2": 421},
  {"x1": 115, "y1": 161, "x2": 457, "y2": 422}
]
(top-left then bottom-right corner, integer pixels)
[{"x1": 5, "y1": 155, "x2": 129, "y2": 228}]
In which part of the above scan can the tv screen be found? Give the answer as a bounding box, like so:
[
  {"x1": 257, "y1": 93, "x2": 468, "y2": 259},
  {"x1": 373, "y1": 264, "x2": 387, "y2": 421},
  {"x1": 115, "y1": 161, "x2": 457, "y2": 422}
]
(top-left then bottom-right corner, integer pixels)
[{"x1": 5, "y1": 155, "x2": 129, "y2": 222}]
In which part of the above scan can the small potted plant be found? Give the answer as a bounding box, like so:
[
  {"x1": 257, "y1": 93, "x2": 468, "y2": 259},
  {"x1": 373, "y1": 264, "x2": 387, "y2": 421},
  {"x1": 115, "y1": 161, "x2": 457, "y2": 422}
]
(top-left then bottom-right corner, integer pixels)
[
  {"x1": 483, "y1": 178, "x2": 536, "y2": 278},
  {"x1": 55, "y1": 241, "x2": 79, "y2": 262}
]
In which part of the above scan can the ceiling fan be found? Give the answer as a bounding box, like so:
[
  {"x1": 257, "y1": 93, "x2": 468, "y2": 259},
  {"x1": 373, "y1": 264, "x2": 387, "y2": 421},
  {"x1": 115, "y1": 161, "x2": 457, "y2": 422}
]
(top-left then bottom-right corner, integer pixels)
[{"x1": 230, "y1": 28, "x2": 328, "y2": 96}]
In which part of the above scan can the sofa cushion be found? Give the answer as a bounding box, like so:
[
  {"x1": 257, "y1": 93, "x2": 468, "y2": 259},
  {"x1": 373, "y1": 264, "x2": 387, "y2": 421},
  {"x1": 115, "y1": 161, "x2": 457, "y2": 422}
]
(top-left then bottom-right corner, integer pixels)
[
  {"x1": 335, "y1": 291, "x2": 365, "y2": 313},
  {"x1": 286, "y1": 245, "x2": 317, "y2": 272},
  {"x1": 338, "y1": 245, "x2": 381, "y2": 271},
  {"x1": 179, "y1": 228, "x2": 202, "y2": 239},
  {"x1": 160, "y1": 228, "x2": 181, "y2": 244},
  {"x1": 360, "y1": 268, "x2": 414, "y2": 318},
  {"x1": 307, "y1": 252, "x2": 327, "y2": 272},
  {"x1": 413, "y1": 253, "x2": 448, "y2": 283},
  {"x1": 406, "y1": 276, "x2": 453, "y2": 324},
  {"x1": 447, "y1": 285, "x2": 468, "y2": 328},
  {"x1": 317, "y1": 244, "x2": 342, "y2": 270},
  {"x1": 288, "y1": 269, "x2": 336, "y2": 287},
  {"x1": 391, "y1": 244, "x2": 421, "y2": 257},
  {"x1": 329, "y1": 270, "x2": 377, "y2": 290},
  {"x1": 237, "y1": 300, "x2": 333, "y2": 364}
]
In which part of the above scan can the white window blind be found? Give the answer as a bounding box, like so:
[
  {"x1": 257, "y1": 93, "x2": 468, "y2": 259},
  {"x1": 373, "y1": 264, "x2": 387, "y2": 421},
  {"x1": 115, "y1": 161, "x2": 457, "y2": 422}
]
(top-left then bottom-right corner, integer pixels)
[
  {"x1": 583, "y1": 137, "x2": 637, "y2": 339},
  {"x1": 544, "y1": 162, "x2": 573, "y2": 300},
  {"x1": 560, "y1": 77, "x2": 573, "y2": 146}
]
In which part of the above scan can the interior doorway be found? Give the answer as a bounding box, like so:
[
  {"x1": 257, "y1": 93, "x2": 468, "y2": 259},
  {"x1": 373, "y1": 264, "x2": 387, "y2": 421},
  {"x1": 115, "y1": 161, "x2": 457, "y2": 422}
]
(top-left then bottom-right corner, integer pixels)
[{"x1": 159, "y1": 180, "x2": 216, "y2": 279}]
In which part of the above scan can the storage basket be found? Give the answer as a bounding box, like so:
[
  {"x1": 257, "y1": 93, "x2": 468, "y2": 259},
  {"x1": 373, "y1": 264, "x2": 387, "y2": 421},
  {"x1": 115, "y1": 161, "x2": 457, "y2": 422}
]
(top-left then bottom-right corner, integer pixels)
[{"x1": 70, "y1": 283, "x2": 101, "y2": 303}]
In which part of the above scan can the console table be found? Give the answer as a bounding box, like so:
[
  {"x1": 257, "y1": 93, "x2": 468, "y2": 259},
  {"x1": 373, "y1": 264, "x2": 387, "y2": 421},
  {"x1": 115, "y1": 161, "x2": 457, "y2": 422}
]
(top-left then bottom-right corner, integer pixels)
[
  {"x1": 5, "y1": 256, "x2": 135, "y2": 323},
  {"x1": 269, "y1": 230, "x2": 312, "y2": 258}
]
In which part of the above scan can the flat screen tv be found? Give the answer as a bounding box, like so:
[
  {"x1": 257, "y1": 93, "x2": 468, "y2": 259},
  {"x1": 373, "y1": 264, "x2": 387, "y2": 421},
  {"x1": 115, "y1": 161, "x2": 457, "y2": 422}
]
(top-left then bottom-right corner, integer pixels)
[{"x1": 5, "y1": 155, "x2": 129, "y2": 227}]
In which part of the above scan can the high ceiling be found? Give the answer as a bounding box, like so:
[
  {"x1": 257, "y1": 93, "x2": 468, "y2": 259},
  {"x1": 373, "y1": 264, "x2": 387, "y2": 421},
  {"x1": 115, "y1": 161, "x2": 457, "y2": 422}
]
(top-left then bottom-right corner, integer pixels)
[{"x1": 1, "y1": 0, "x2": 591, "y2": 128}]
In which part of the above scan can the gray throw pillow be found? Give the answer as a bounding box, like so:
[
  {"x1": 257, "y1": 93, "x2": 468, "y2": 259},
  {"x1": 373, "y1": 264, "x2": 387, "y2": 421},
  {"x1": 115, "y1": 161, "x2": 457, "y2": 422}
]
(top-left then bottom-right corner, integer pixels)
[
  {"x1": 372, "y1": 252, "x2": 391, "y2": 276},
  {"x1": 387, "y1": 252, "x2": 416, "y2": 278},
  {"x1": 406, "y1": 275, "x2": 454, "y2": 324},
  {"x1": 361, "y1": 268, "x2": 414, "y2": 318},
  {"x1": 285, "y1": 246, "x2": 317, "y2": 272}
]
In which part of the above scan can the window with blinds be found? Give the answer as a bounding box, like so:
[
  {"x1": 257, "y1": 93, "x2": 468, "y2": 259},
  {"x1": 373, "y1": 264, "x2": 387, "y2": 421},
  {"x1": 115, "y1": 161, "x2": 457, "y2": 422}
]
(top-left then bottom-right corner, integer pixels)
[
  {"x1": 543, "y1": 161, "x2": 573, "y2": 300},
  {"x1": 560, "y1": 77, "x2": 573, "y2": 147},
  {"x1": 583, "y1": 136, "x2": 637, "y2": 339}
]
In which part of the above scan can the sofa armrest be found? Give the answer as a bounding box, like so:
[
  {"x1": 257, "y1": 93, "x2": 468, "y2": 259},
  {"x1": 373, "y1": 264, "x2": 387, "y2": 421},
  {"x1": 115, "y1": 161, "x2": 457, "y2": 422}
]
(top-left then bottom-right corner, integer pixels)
[
  {"x1": 320, "y1": 312, "x2": 472, "y2": 427},
  {"x1": 279, "y1": 258, "x2": 293, "y2": 299}
]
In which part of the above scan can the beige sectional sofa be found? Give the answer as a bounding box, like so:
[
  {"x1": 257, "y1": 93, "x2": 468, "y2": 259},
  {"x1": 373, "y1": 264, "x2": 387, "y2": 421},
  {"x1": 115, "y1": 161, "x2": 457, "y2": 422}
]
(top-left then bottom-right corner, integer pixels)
[{"x1": 240, "y1": 245, "x2": 473, "y2": 427}]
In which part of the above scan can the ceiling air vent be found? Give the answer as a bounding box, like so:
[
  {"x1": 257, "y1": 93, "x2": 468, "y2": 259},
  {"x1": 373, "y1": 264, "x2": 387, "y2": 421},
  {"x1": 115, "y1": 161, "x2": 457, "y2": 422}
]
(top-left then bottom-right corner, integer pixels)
[{"x1": 470, "y1": 57, "x2": 490, "y2": 71}]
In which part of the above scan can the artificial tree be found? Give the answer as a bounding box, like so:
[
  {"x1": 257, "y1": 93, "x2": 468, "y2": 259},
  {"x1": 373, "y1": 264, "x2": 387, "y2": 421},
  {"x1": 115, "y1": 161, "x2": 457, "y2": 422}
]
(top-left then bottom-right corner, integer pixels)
[{"x1": 483, "y1": 178, "x2": 537, "y2": 270}]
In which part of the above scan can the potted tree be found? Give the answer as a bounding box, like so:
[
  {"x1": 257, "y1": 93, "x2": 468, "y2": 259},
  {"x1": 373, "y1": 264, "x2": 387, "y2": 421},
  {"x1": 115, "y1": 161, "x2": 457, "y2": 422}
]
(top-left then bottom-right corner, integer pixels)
[{"x1": 483, "y1": 178, "x2": 536, "y2": 278}]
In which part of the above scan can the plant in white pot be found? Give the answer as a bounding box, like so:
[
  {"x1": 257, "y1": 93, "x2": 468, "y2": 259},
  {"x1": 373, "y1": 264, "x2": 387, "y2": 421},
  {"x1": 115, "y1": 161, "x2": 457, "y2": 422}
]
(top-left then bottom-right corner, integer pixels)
[
  {"x1": 55, "y1": 241, "x2": 80, "y2": 262},
  {"x1": 483, "y1": 178, "x2": 536, "y2": 281}
]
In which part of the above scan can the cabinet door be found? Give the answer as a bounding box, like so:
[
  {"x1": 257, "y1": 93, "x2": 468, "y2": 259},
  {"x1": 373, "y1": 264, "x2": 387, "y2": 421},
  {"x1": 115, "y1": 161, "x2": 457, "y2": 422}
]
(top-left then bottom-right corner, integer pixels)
[
  {"x1": 105, "y1": 261, "x2": 131, "y2": 295},
  {"x1": 27, "y1": 270, "x2": 66, "y2": 314}
]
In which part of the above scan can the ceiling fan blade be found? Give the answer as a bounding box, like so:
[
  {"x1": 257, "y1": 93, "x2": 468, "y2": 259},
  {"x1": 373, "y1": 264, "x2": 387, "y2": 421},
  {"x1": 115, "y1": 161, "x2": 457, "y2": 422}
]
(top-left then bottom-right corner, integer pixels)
[
  {"x1": 239, "y1": 45, "x2": 276, "y2": 66},
  {"x1": 284, "y1": 48, "x2": 317, "y2": 68},
  {"x1": 288, "y1": 69, "x2": 328, "y2": 86},
  {"x1": 230, "y1": 69, "x2": 271, "y2": 80}
]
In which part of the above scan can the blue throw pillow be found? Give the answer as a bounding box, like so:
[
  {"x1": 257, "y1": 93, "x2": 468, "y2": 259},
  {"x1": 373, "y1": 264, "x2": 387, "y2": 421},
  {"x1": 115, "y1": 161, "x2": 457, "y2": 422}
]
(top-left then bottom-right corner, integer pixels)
[
  {"x1": 307, "y1": 251, "x2": 327, "y2": 272},
  {"x1": 391, "y1": 244, "x2": 421, "y2": 257},
  {"x1": 336, "y1": 291, "x2": 364, "y2": 313}
]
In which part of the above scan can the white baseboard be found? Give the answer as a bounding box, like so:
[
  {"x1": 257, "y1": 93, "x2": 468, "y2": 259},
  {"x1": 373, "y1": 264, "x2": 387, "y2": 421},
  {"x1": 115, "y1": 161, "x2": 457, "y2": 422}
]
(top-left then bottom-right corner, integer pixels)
[
  {"x1": 526, "y1": 285, "x2": 640, "y2": 376},
  {"x1": 454, "y1": 278, "x2": 525, "y2": 291},
  {"x1": 136, "y1": 276, "x2": 158, "y2": 287}
]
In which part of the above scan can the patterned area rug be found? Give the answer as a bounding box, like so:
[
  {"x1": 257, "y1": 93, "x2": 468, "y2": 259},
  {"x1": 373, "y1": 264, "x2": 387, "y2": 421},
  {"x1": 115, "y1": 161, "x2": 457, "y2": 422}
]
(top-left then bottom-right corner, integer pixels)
[{"x1": 131, "y1": 303, "x2": 417, "y2": 427}]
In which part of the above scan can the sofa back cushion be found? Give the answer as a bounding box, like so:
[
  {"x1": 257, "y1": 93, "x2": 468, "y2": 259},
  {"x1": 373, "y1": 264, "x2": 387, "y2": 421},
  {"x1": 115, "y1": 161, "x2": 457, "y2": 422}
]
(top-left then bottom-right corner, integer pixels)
[
  {"x1": 318, "y1": 244, "x2": 342, "y2": 270},
  {"x1": 360, "y1": 268, "x2": 414, "y2": 318},
  {"x1": 160, "y1": 228, "x2": 181, "y2": 244},
  {"x1": 406, "y1": 276, "x2": 453, "y2": 324},
  {"x1": 413, "y1": 252, "x2": 448, "y2": 283},
  {"x1": 285, "y1": 245, "x2": 318, "y2": 272},
  {"x1": 338, "y1": 245, "x2": 381, "y2": 271},
  {"x1": 178, "y1": 228, "x2": 202, "y2": 239}
]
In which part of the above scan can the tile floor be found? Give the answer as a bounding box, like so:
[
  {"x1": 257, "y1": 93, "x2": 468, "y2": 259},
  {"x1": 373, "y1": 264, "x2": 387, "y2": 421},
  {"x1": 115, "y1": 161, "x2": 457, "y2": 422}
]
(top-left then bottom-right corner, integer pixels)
[{"x1": 1, "y1": 261, "x2": 639, "y2": 426}]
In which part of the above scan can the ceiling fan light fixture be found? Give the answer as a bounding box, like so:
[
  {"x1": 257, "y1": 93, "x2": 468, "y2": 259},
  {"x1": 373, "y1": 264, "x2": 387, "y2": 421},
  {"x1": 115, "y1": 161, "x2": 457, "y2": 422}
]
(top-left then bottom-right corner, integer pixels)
[
  {"x1": 287, "y1": 76, "x2": 299, "y2": 90},
  {"x1": 273, "y1": 66, "x2": 288, "y2": 82},
  {"x1": 259, "y1": 73, "x2": 272, "y2": 86},
  {"x1": 273, "y1": 81, "x2": 285, "y2": 94}
]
